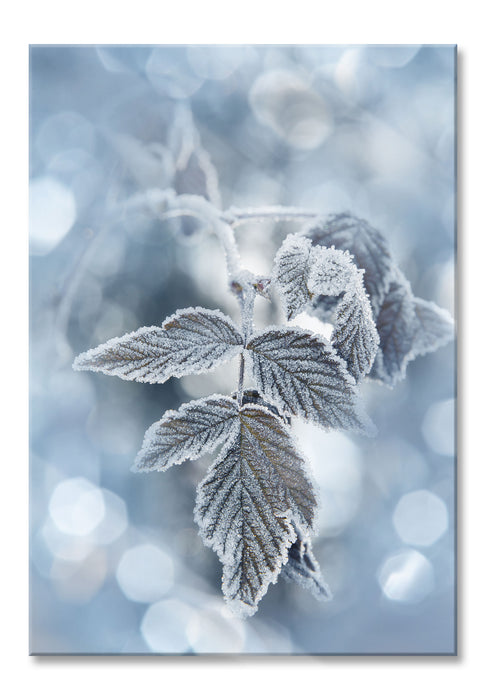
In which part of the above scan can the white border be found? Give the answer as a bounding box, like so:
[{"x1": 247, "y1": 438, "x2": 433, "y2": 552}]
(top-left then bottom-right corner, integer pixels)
[{"x1": 2, "y1": 1, "x2": 483, "y2": 698}]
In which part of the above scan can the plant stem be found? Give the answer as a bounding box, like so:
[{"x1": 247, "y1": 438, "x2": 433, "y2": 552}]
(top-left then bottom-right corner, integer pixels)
[
  {"x1": 224, "y1": 206, "x2": 319, "y2": 229},
  {"x1": 163, "y1": 194, "x2": 242, "y2": 280},
  {"x1": 237, "y1": 353, "x2": 245, "y2": 406}
]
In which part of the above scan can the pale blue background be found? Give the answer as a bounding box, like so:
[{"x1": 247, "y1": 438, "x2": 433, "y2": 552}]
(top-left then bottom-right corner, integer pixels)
[{"x1": 29, "y1": 45, "x2": 455, "y2": 654}]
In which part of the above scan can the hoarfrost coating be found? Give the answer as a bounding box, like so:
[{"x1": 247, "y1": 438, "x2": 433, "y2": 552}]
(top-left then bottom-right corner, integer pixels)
[
  {"x1": 31, "y1": 45, "x2": 456, "y2": 652},
  {"x1": 73, "y1": 189, "x2": 453, "y2": 617}
]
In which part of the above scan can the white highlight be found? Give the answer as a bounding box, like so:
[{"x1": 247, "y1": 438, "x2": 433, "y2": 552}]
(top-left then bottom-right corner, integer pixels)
[
  {"x1": 30, "y1": 176, "x2": 76, "y2": 255},
  {"x1": 48, "y1": 478, "x2": 105, "y2": 537},
  {"x1": 422, "y1": 399, "x2": 455, "y2": 457},
  {"x1": 141, "y1": 599, "x2": 193, "y2": 653},
  {"x1": 187, "y1": 603, "x2": 245, "y2": 653},
  {"x1": 295, "y1": 422, "x2": 363, "y2": 536},
  {"x1": 378, "y1": 549, "x2": 435, "y2": 603},
  {"x1": 393, "y1": 489, "x2": 448, "y2": 547},
  {"x1": 116, "y1": 544, "x2": 174, "y2": 603}
]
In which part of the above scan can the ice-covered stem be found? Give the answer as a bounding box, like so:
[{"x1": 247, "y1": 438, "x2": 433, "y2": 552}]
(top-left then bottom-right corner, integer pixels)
[
  {"x1": 237, "y1": 354, "x2": 245, "y2": 406},
  {"x1": 231, "y1": 272, "x2": 256, "y2": 406},
  {"x1": 146, "y1": 193, "x2": 267, "y2": 322},
  {"x1": 117, "y1": 191, "x2": 310, "y2": 325},
  {"x1": 132, "y1": 190, "x2": 262, "y2": 399},
  {"x1": 163, "y1": 193, "x2": 242, "y2": 280},
  {"x1": 231, "y1": 271, "x2": 256, "y2": 338},
  {"x1": 116, "y1": 191, "x2": 321, "y2": 297},
  {"x1": 224, "y1": 205, "x2": 319, "y2": 229},
  {"x1": 114, "y1": 189, "x2": 242, "y2": 281}
]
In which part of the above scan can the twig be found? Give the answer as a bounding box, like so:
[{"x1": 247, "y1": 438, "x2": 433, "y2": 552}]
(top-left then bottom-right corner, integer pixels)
[{"x1": 224, "y1": 205, "x2": 320, "y2": 229}]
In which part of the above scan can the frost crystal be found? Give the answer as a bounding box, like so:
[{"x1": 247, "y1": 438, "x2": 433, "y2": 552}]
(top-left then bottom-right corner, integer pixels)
[
  {"x1": 73, "y1": 307, "x2": 243, "y2": 384},
  {"x1": 134, "y1": 395, "x2": 240, "y2": 472},
  {"x1": 194, "y1": 404, "x2": 317, "y2": 617},
  {"x1": 307, "y1": 246, "x2": 353, "y2": 297},
  {"x1": 305, "y1": 213, "x2": 394, "y2": 316},
  {"x1": 247, "y1": 326, "x2": 375, "y2": 434}
]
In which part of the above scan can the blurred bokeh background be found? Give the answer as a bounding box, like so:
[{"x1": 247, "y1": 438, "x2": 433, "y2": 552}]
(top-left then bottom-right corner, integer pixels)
[{"x1": 29, "y1": 45, "x2": 455, "y2": 654}]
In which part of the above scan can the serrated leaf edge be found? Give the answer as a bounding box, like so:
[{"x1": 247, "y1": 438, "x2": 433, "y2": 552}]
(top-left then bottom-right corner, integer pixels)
[
  {"x1": 132, "y1": 394, "x2": 240, "y2": 472},
  {"x1": 73, "y1": 306, "x2": 244, "y2": 384}
]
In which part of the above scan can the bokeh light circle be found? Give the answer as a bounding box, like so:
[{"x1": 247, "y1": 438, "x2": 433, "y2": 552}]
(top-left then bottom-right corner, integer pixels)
[{"x1": 393, "y1": 489, "x2": 448, "y2": 546}]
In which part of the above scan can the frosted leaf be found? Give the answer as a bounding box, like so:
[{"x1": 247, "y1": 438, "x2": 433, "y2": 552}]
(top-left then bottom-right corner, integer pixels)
[
  {"x1": 133, "y1": 395, "x2": 240, "y2": 472},
  {"x1": 305, "y1": 213, "x2": 394, "y2": 316},
  {"x1": 307, "y1": 246, "x2": 353, "y2": 297},
  {"x1": 73, "y1": 307, "x2": 243, "y2": 384},
  {"x1": 280, "y1": 525, "x2": 332, "y2": 602},
  {"x1": 331, "y1": 270, "x2": 380, "y2": 381},
  {"x1": 195, "y1": 404, "x2": 318, "y2": 617},
  {"x1": 272, "y1": 233, "x2": 313, "y2": 320},
  {"x1": 175, "y1": 148, "x2": 221, "y2": 208},
  {"x1": 247, "y1": 326, "x2": 375, "y2": 434},
  {"x1": 370, "y1": 272, "x2": 454, "y2": 386},
  {"x1": 369, "y1": 273, "x2": 417, "y2": 386},
  {"x1": 412, "y1": 297, "x2": 454, "y2": 357}
]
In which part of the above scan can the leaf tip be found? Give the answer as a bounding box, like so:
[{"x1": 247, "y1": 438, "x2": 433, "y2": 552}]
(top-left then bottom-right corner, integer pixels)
[
  {"x1": 72, "y1": 351, "x2": 90, "y2": 372},
  {"x1": 224, "y1": 595, "x2": 259, "y2": 619}
]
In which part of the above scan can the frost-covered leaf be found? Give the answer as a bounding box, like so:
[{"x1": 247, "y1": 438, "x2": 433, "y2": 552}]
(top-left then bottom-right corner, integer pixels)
[
  {"x1": 369, "y1": 273, "x2": 417, "y2": 386},
  {"x1": 73, "y1": 307, "x2": 243, "y2": 384},
  {"x1": 412, "y1": 297, "x2": 454, "y2": 356},
  {"x1": 247, "y1": 326, "x2": 375, "y2": 434},
  {"x1": 280, "y1": 525, "x2": 332, "y2": 602},
  {"x1": 307, "y1": 246, "x2": 353, "y2": 297},
  {"x1": 331, "y1": 271, "x2": 380, "y2": 382},
  {"x1": 305, "y1": 213, "x2": 394, "y2": 316},
  {"x1": 370, "y1": 273, "x2": 454, "y2": 386},
  {"x1": 273, "y1": 233, "x2": 313, "y2": 320},
  {"x1": 195, "y1": 403, "x2": 318, "y2": 617},
  {"x1": 133, "y1": 395, "x2": 240, "y2": 472},
  {"x1": 175, "y1": 148, "x2": 221, "y2": 208},
  {"x1": 305, "y1": 246, "x2": 379, "y2": 381}
]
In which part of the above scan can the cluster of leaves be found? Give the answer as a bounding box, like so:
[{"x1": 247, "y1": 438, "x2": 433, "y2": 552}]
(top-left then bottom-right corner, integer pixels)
[
  {"x1": 300, "y1": 214, "x2": 454, "y2": 386},
  {"x1": 73, "y1": 211, "x2": 453, "y2": 617}
]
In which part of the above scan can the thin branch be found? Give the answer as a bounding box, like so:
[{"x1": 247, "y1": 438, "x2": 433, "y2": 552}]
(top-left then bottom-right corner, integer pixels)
[
  {"x1": 113, "y1": 189, "x2": 243, "y2": 282},
  {"x1": 224, "y1": 206, "x2": 320, "y2": 229},
  {"x1": 237, "y1": 354, "x2": 245, "y2": 406},
  {"x1": 173, "y1": 194, "x2": 243, "y2": 281}
]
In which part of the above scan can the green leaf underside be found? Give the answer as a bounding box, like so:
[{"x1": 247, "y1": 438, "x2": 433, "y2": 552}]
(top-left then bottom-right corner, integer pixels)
[
  {"x1": 195, "y1": 404, "x2": 317, "y2": 617},
  {"x1": 72, "y1": 307, "x2": 243, "y2": 384},
  {"x1": 247, "y1": 327, "x2": 375, "y2": 434}
]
